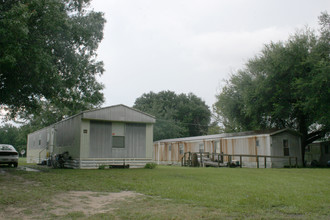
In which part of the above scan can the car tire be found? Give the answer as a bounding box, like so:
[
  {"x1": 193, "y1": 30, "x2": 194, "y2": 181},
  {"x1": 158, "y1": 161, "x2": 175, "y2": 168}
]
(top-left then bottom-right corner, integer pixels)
[{"x1": 13, "y1": 162, "x2": 18, "y2": 168}]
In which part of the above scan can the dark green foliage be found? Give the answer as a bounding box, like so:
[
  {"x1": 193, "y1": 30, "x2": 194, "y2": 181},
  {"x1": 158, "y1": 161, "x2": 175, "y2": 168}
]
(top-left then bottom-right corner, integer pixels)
[
  {"x1": 134, "y1": 91, "x2": 211, "y2": 141},
  {"x1": 214, "y1": 12, "x2": 330, "y2": 164},
  {"x1": 0, "y1": 124, "x2": 28, "y2": 153},
  {"x1": 98, "y1": 165, "x2": 106, "y2": 170},
  {"x1": 144, "y1": 162, "x2": 157, "y2": 169},
  {"x1": 0, "y1": 0, "x2": 105, "y2": 120}
]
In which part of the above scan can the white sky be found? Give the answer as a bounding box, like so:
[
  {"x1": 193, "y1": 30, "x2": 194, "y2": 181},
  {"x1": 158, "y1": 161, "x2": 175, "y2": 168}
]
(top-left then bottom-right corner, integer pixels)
[{"x1": 91, "y1": 0, "x2": 329, "y2": 109}]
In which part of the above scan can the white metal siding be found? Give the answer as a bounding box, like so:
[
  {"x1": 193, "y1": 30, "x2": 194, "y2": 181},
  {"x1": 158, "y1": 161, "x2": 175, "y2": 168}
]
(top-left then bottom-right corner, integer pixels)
[
  {"x1": 53, "y1": 115, "x2": 81, "y2": 157},
  {"x1": 88, "y1": 121, "x2": 147, "y2": 159},
  {"x1": 83, "y1": 105, "x2": 155, "y2": 123},
  {"x1": 271, "y1": 133, "x2": 302, "y2": 167},
  {"x1": 89, "y1": 121, "x2": 112, "y2": 158},
  {"x1": 126, "y1": 123, "x2": 146, "y2": 158}
]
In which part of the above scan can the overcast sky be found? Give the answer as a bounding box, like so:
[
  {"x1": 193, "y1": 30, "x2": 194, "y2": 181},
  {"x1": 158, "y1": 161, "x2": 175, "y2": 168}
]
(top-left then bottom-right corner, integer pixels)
[{"x1": 90, "y1": 0, "x2": 329, "y2": 109}]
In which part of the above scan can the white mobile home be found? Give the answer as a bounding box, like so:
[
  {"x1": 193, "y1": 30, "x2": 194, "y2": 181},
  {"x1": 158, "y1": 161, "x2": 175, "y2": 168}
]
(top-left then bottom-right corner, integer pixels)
[
  {"x1": 154, "y1": 129, "x2": 302, "y2": 168},
  {"x1": 27, "y1": 105, "x2": 155, "y2": 168}
]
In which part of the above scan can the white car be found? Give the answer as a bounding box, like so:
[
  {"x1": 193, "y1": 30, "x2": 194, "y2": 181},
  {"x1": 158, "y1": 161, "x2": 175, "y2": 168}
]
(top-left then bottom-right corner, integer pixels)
[{"x1": 0, "y1": 144, "x2": 19, "y2": 167}]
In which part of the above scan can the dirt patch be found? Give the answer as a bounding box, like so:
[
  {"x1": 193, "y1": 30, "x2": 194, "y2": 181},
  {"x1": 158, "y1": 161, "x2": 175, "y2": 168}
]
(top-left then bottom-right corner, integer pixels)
[{"x1": 50, "y1": 191, "x2": 142, "y2": 217}]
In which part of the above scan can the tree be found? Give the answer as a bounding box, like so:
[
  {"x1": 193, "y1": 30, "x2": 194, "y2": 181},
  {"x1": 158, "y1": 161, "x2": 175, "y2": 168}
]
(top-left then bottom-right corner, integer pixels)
[
  {"x1": 214, "y1": 12, "x2": 330, "y2": 164},
  {"x1": 0, "y1": 0, "x2": 105, "y2": 119},
  {"x1": 0, "y1": 124, "x2": 27, "y2": 154},
  {"x1": 134, "y1": 91, "x2": 211, "y2": 141}
]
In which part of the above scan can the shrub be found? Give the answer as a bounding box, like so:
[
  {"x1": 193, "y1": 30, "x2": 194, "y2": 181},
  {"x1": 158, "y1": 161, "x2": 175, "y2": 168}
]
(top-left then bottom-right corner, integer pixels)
[
  {"x1": 144, "y1": 163, "x2": 157, "y2": 169},
  {"x1": 98, "y1": 165, "x2": 106, "y2": 170}
]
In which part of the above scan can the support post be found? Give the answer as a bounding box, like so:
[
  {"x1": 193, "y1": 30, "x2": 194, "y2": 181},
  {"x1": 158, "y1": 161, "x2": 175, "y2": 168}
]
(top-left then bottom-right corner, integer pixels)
[
  {"x1": 257, "y1": 156, "x2": 259, "y2": 168},
  {"x1": 264, "y1": 156, "x2": 267, "y2": 168},
  {"x1": 240, "y1": 155, "x2": 242, "y2": 168},
  {"x1": 228, "y1": 155, "x2": 232, "y2": 167},
  {"x1": 187, "y1": 152, "x2": 190, "y2": 166},
  {"x1": 295, "y1": 157, "x2": 298, "y2": 168},
  {"x1": 289, "y1": 157, "x2": 291, "y2": 168}
]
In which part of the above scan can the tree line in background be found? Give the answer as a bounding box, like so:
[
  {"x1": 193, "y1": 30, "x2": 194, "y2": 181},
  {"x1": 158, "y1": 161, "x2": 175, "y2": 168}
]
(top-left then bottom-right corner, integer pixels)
[
  {"x1": 0, "y1": 124, "x2": 32, "y2": 154},
  {"x1": 134, "y1": 91, "x2": 211, "y2": 141},
  {"x1": 214, "y1": 11, "x2": 330, "y2": 162},
  {"x1": 0, "y1": 1, "x2": 329, "y2": 163}
]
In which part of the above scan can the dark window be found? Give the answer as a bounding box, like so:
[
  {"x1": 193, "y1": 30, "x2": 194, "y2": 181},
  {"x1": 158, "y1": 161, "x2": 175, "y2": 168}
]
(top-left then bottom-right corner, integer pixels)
[
  {"x1": 112, "y1": 136, "x2": 125, "y2": 148},
  {"x1": 283, "y1": 139, "x2": 289, "y2": 156},
  {"x1": 325, "y1": 144, "x2": 329, "y2": 154}
]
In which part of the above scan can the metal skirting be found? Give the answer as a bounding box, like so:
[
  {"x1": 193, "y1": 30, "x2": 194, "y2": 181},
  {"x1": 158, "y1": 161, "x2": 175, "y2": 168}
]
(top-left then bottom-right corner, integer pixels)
[
  {"x1": 155, "y1": 161, "x2": 181, "y2": 166},
  {"x1": 65, "y1": 158, "x2": 153, "y2": 169}
]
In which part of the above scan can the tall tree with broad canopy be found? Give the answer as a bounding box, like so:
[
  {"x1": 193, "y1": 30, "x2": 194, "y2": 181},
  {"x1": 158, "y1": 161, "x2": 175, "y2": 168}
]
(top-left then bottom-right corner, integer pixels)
[
  {"x1": 214, "y1": 12, "x2": 330, "y2": 165},
  {"x1": 0, "y1": 0, "x2": 105, "y2": 124},
  {"x1": 134, "y1": 91, "x2": 211, "y2": 141},
  {"x1": 0, "y1": 123, "x2": 29, "y2": 153}
]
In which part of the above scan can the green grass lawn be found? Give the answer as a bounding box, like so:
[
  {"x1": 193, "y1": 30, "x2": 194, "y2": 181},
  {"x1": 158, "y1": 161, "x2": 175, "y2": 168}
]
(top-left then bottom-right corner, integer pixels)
[{"x1": 0, "y1": 161, "x2": 329, "y2": 219}]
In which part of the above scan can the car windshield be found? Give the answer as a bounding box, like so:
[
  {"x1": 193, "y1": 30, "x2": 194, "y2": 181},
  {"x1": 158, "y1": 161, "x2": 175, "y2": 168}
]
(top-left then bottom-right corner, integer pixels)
[{"x1": 0, "y1": 145, "x2": 15, "y2": 151}]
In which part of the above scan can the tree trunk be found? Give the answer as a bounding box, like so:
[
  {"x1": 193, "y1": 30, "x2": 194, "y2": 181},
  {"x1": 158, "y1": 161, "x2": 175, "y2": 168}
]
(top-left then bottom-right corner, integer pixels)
[{"x1": 298, "y1": 117, "x2": 308, "y2": 167}]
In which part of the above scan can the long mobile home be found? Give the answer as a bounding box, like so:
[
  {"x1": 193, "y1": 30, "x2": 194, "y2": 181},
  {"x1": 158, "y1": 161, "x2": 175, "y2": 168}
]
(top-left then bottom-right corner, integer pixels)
[
  {"x1": 27, "y1": 105, "x2": 155, "y2": 168},
  {"x1": 154, "y1": 129, "x2": 302, "y2": 168}
]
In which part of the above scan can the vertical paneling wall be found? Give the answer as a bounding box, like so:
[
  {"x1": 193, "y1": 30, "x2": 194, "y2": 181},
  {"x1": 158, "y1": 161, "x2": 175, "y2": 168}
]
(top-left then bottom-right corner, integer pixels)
[
  {"x1": 88, "y1": 121, "x2": 148, "y2": 159},
  {"x1": 153, "y1": 135, "x2": 278, "y2": 165},
  {"x1": 126, "y1": 123, "x2": 146, "y2": 158},
  {"x1": 89, "y1": 121, "x2": 112, "y2": 158},
  {"x1": 53, "y1": 115, "x2": 81, "y2": 158}
]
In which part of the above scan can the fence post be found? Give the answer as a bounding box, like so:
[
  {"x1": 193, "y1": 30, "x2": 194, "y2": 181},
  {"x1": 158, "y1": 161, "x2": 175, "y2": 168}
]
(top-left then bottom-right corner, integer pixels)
[
  {"x1": 257, "y1": 156, "x2": 259, "y2": 168},
  {"x1": 228, "y1": 155, "x2": 231, "y2": 167},
  {"x1": 295, "y1": 157, "x2": 298, "y2": 168},
  {"x1": 188, "y1": 152, "x2": 191, "y2": 166},
  {"x1": 184, "y1": 153, "x2": 187, "y2": 166},
  {"x1": 289, "y1": 157, "x2": 291, "y2": 168}
]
